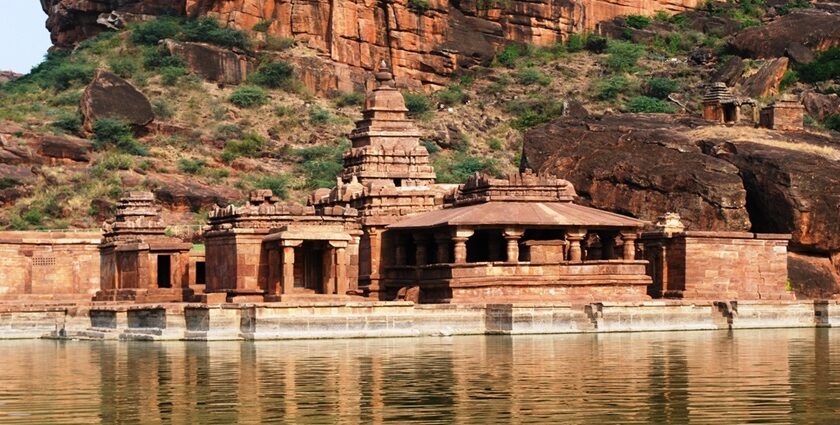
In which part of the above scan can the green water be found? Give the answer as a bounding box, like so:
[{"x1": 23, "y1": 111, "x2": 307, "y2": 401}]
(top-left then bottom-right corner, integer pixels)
[{"x1": 0, "y1": 329, "x2": 839, "y2": 424}]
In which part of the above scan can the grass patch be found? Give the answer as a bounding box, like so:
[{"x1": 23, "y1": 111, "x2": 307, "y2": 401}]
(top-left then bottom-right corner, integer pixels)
[
  {"x1": 177, "y1": 158, "x2": 207, "y2": 174},
  {"x1": 91, "y1": 119, "x2": 149, "y2": 155},
  {"x1": 249, "y1": 61, "x2": 295, "y2": 90},
  {"x1": 643, "y1": 77, "x2": 680, "y2": 99},
  {"x1": 625, "y1": 96, "x2": 676, "y2": 113},
  {"x1": 433, "y1": 152, "x2": 501, "y2": 184},
  {"x1": 292, "y1": 139, "x2": 350, "y2": 190},
  {"x1": 505, "y1": 98, "x2": 565, "y2": 130},
  {"x1": 334, "y1": 91, "x2": 365, "y2": 108},
  {"x1": 221, "y1": 133, "x2": 266, "y2": 163},
  {"x1": 404, "y1": 92, "x2": 432, "y2": 117},
  {"x1": 604, "y1": 40, "x2": 646, "y2": 73}
]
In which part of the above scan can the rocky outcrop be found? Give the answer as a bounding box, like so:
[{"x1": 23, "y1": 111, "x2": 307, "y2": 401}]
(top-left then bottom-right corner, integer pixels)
[
  {"x1": 79, "y1": 69, "x2": 154, "y2": 133},
  {"x1": 803, "y1": 91, "x2": 840, "y2": 121},
  {"x1": 729, "y1": 10, "x2": 840, "y2": 60},
  {"x1": 43, "y1": 0, "x2": 700, "y2": 88},
  {"x1": 740, "y1": 57, "x2": 789, "y2": 98},
  {"x1": 0, "y1": 71, "x2": 21, "y2": 85},
  {"x1": 150, "y1": 174, "x2": 243, "y2": 212},
  {"x1": 522, "y1": 114, "x2": 751, "y2": 231},
  {"x1": 36, "y1": 135, "x2": 92, "y2": 163},
  {"x1": 164, "y1": 39, "x2": 254, "y2": 85},
  {"x1": 40, "y1": 0, "x2": 184, "y2": 46}
]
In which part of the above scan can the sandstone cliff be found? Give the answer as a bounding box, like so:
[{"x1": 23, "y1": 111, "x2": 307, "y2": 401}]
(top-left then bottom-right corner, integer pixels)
[{"x1": 42, "y1": 0, "x2": 699, "y2": 87}]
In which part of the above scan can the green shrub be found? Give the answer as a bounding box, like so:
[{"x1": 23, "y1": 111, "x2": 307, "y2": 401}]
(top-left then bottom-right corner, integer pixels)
[
  {"x1": 625, "y1": 15, "x2": 652, "y2": 29},
  {"x1": 221, "y1": 133, "x2": 266, "y2": 162},
  {"x1": 99, "y1": 153, "x2": 135, "y2": 170},
  {"x1": 13, "y1": 52, "x2": 95, "y2": 91},
  {"x1": 421, "y1": 139, "x2": 440, "y2": 154},
  {"x1": 566, "y1": 33, "x2": 585, "y2": 52},
  {"x1": 152, "y1": 99, "x2": 174, "y2": 119},
  {"x1": 605, "y1": 40, "x2": 645, "y2": 73},
  {"x1": 160, "y1": 66, "x2": 187, "y2": 86},
  {"x1": 143, "y1": 46, "x2": 186, "y2": 70},
  {"x1": 643, "y1": 77, "x2": 680, "y2": 99},
  {"x1": 434, "y1": 153, "x2": 501, "y2": 184},
  {"x1": 182, "y1": 18, "x2": 251, "y2": 50},
  {"x1": 487, "y1": 138, "x2": 503, "y2": 151},
  {"x1": 505, "y1": 98, "x2": 565, "y2": 130},
  {"x1": 48, "y1": 91, "x2": 83, "y2": 106},
  {"x1": 177, "y1": 158, "x2": 207, "y2": 174},
  {"x1": 252, "y1": 175, "x2": 289, "y2": 198},
  {"x1": 798, "y1": 48, "x2": 840, "y2": 83},
  {"x1": 778, "y1": 0, "x2": 811, "y2": 15},
  {"x1": 496, "y1": 44, "x2": 527, "y2": 68},
  {"x1": 229, "y1": 86, "x2": 268, "y2": 108},
  {"x1": 249, "y1": 61, "x2": 295, "y2": 89},
  {"x1": 334, "y1": 91, "x2": 365, "y2": 107},
  {"x1": 252, "y1": 20, "x2": 272, "y2": 32},
  {"x1": 824, "y1": 114, "x2": 840, "y2": 131},
  {"x1": 292, "y1": 139, "x2": 350, "y2": 189},
  {"x1": 52, "y1": 113, "x2": 82, "y2": 134},
  {"x1": 131, "y1": 17, "x2": 182, "y2": 45},
  {"x1": 108, "y1": 57, "x2": 140, "y2": 79},
  {"x1": 780, "y1": 70, "x2": 799, "y2": 90},
  {"x1": 403, "y1": 92, "x2": 432, "y2": 116},
  {"x1": 584, "y1": 35, "x2": 608, "y2": 54},
  {"x1": 408, "y1": 0, "x2": 431, "y2": 13},
  {"x1": 436, "y1": 85, "x2": 467, "y2": 106},
  {"x1": 626, "y1": 96, "x2": 676, "y2": 113},
  {"x1": 0, "y1": 177, "x2": 19, "y2": 190},
  {"x1": 22, "y1": 208, "x2": 44, "y2": 226},
  {"x1": 308, "y1": 106, "x2": 333, "y2": 125},
  {"x1": 91, "y1": 119, "x2": 149, "y2": 155},
  {"x1": 515, "y1": 67, "x2": 551, "y2": 86},
  {"x1": 595, "y1": 75, "x2": 632, "y2": 100}
]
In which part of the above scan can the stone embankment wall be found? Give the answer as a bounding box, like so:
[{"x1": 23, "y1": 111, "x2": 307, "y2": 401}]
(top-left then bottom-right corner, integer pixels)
[
  {"x1": 2, "y1": 300, "x2": 839, "y2": 340},
  {"x1": 0, "y1": 232, "x2": 101, "y2": 302}
]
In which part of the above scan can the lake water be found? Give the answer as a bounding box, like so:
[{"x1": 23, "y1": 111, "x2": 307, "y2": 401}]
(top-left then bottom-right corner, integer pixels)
[{"x1": 0, "y1": 329, "x2": 838, "y2": 424}]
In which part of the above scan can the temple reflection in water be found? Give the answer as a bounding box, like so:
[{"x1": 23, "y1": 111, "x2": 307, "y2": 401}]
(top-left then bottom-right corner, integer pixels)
[{"x1": 2, "y1": 329, "x2": 838, "y2": 424}]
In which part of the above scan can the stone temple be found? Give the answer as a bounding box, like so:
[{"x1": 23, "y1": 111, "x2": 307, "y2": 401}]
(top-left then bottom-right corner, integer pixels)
[{"x1": 0, "y1": 64, "x2": 793, "y2": 306}]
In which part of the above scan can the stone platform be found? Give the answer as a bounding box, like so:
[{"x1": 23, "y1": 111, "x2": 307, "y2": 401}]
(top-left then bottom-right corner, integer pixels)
[{"x1": 1, "y1": 300, "x2": 839, "y2": 341}]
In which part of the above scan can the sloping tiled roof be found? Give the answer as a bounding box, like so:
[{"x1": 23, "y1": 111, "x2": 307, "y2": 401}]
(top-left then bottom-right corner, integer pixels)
[{"x1": 388, "y1": 201, "x2": 646, "y2": 229}]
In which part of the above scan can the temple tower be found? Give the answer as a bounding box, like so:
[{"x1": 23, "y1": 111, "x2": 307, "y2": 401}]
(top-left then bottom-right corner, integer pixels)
[
  {"x1": 341, "y1": 61, "x2": 436, "y2": 187},
  {"x1": 95, "y1": 192, "x2": 194, "y2": 302}
]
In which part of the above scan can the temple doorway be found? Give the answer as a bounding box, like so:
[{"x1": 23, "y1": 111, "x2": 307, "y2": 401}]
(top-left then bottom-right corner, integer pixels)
[
  {"x1": 157, "y1": 255, "x2": 171, "y2": 288},
  {"x1": 296, "y1": 241, "x2": 328, "y2": 293}
]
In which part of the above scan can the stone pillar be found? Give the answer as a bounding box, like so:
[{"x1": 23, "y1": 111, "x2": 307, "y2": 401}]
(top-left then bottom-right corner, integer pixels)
[
  {"x1": 434, "y1": 233, "x2": 450, "y2": 264},
  {"x1": 414, "y1": 233, "x2": 429, "y2": 266},
  {"x1": 366, "y1": 227, "x2": 383, "y2": 299},
  {"x1": 503, "y1": 228, "x2": 524, "y2": 263},
  {"x1": 268, "y1": 248, "x2": 281, "y2": 295},
  {"x1": 620, "y1": 231, "x2": 638, "y2": 261},
  {"x1": 452, "y1": 228, "x2": 474, "y2": 264},
  {"x1": 331, "y1": 241, "x2": 348, "y2": 296},
  {"x1": 566, "y1": 229, "x2": 586, "y2": 262},
  {"x1": 281, "y1": 240, "x2": 301, "y2": 295}
]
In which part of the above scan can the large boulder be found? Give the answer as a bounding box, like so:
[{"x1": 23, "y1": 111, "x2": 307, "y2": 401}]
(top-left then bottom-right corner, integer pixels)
[
  {"x1": 79, "y1": 69, "x2": 154, "y2": 133},
  {"x1": 149, "y1": 174, "x2": 242, "y2": 212},
  {"x1": 740, "y1": 57, "x2": 789, "y2": 98},
  {"x1": 522, "y1": 114, "x2": 751, "y2": 231},
  {"x1": 788, "y1": 252, "x2": 840, "y2": 299},
  {"x1": 36, "y1": 135, "x2": 92, "y2": 163},
  {"x1": 803, "y1": 91, "x2": 840, "y2": 121},
  {"x1": 163, "y1": 39, "x2": 255, "y2": 85},
  {"x1": 729, "y1": 10, "x2": 840, "y2": 59}
]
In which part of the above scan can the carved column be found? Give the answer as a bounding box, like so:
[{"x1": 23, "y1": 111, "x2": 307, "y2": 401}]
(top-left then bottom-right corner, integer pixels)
[
  {"x1": 503, "y1": 227, "x2": 524, "y2": 263},
  {"x1": 268, "y1": 248, "x2": 281, "y2": 295},
  {"x1": 413, "y1": 233, "x2": 429, "y2": 266},
  {"x1": 366, "y1": 227, "x2": 383, "y2": 299},
  {"x1": 621, "y1": 231, "x2": 638, "y2": 261},
  {"x1": 330, "y1": 240, "x2": 348, "y2": 296},
  {"x1": 281, "y1": 240, "x2": 302, "y2": 295},
  {"x1": 434, "y1": 232, "x2": 450, "y2": 264},
  {"x1": 566, "y1": 228, "x2": 586, "y2": 262},
  {"x1": 452, "y1": 228, "x2": 474, "y2": 264}
]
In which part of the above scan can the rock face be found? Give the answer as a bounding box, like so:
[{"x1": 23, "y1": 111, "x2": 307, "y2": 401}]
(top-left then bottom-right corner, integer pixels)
[
  {"x1": 729, "y1": 10, "x2": 840, "y2": 60},
  {"x1": 522, "y1": 114, "x2": 751, "y2": 231},
  {"x1": 42, "y1": 0, "x2": 700, "y2": 88},
  {"x1": 164, "y1": 39, "x2": 254, "y2": 85},
  {"x1": 40, "y1": 0, "x2": 184, "y2": 47},
  {"x1": 740, "y1": 57, "x2": 789, "y2": 98},
  {"x1": 79, "y1": 69, "x2": 154, "y2": 133},
  {"x1": 0, "y1": 71, "x2": 21, "y2": 85},
  {"x1": 524, "y1": 114, "x2": 840, "y2": 298},
  {"x1": 803, "y1": 91, "x2": 840, "y2": 121},
  {"x1": 150, "y1": 174, "x2": 243, "y2": 212}
]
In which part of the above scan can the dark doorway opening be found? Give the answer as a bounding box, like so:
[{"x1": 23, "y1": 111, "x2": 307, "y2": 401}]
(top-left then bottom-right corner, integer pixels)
[
  {"x1": 195, "y1": 261, "x2": 206, "y2": 285},
  {"x1": 157, "y1": 255, "x2": 172, "y2": 288}
]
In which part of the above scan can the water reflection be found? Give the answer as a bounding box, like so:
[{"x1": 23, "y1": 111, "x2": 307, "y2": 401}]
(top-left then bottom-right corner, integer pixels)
[{"x1": 0, "y1": 329, "x2": 839, "y2": 424}]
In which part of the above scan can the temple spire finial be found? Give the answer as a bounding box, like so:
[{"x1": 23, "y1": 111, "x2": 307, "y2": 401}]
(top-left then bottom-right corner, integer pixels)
[{"x1": 375, "y1": 60, "x2": 395, "y2": 89}]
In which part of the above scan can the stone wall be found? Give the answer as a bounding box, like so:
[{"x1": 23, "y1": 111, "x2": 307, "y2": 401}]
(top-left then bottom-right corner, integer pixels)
[
  {"x1": 642, "y1": 231, "x2": 792, "y2": 300},
  {"x1": 0, "y1": 232, "x2": 101, "y2": 301}
]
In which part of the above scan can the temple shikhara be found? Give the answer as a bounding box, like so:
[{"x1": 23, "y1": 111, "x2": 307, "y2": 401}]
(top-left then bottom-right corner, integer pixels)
[{"x1": 0, "y1": 64, "x2": 793, "y2": 307}]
